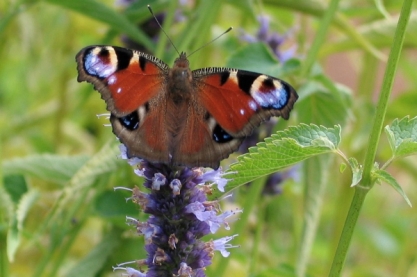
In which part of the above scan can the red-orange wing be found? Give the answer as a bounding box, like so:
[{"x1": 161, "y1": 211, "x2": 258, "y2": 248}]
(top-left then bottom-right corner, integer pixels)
[
  {"x1": 76, "y1": 46, "x2": 168, "y2": 117},
  {"x1": 194, "y1": 68, "x2": 298, "y2": 137}
]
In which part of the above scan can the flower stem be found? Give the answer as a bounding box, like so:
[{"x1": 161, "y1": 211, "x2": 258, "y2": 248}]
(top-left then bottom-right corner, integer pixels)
[
  {"x1": 301, "y1": 0, "x2": 342, "y2": 77},
  {"x1": 328, "y1": 0, "x2": 413, "y2": 275}
]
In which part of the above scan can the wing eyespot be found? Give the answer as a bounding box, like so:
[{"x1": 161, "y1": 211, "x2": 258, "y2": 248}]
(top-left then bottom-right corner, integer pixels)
[
  {"x1": 118, "y1": 111, "x2": 140, "y2": 130},
  {"x1": 213, "y1": 124, "x2": 234, "y2": 143}
]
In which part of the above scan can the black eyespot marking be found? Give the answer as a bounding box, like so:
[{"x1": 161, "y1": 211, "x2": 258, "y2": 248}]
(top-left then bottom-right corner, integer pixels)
[
  {"x1": 118, "y1": 111, "x2": 139, "y2": 130},
  {"x1": 219, "y1": 71, "x2": 230, "y2": 86},
  {"x1": 98, "y1": 48, "x2": 110, "y2": 57},
  {"x1": 213, "y1": 124, "x2": 233, "y2": 143},
  {"x1": 139, "y1": 55, "x2": 147, "y2": 72},
  {"x1": 262, "y1": 77, "x2": 275, "y2": 89},
  {"x1": 237, "y1": 71, "x2": 258, "y2": 94},
  {"x1": 114, "y1": 48, "x2": 133, "y2": 71}
]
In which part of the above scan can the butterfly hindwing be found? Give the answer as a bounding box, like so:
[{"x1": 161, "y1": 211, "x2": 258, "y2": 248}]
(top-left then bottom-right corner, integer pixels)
[
  {"x1": 172, "y1": 104, "x2": 244, "y2": 168},
  {"x1": 110, "y1": 101, "x2": 171, "y2": 164}
]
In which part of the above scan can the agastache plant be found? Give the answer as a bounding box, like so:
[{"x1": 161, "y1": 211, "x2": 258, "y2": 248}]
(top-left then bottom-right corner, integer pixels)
[{"x1": 113, "y1": 145, "x2": 241, "y2": 276}]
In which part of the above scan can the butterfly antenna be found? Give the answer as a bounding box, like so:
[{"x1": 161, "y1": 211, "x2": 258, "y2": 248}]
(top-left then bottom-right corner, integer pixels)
[
  {"x1": 147, "y1": 5, "x2": 180, "y2": 55},
  {"x1": 188, "y1": 27, "x2": 233, "y2": 58}
]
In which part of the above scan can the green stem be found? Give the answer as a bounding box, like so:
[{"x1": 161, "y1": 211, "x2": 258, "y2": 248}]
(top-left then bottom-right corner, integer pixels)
[
  {"x1": 0, "y1": 138, "x2": 6, "y2": 277},
  {"x1": 328, "y1": 187, "x2": 368, "y2": 276},
  {"x1": 328, "y1": 0, "x2": 413, "y2": 275},
  {"x1": 249, "y1": 200, "x2": 266, "y2": 275},
  {"x1": 360, "y1": 0, "x2": 412, "y2": 188},
  {"x1": 301, "y1": 0, "x2": 342, "y2": 77}
]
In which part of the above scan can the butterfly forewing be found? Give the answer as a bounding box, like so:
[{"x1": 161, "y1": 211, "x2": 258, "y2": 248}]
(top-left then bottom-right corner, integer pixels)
[
  {"x1": 76, "y1": 46, "x2": 168, "y2": 116},
  {"x1": 194, "y1": 68, "x2": 298, "y2": 137}
]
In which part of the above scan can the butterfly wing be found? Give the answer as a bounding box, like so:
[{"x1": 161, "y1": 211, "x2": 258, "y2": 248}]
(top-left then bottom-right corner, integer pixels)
[
  {"x1": 170, "y1": 103, "x2": 244, "y2": 168},
  {"x1": 171, "y1": 67, "x2": 298, "y2": 168},
  {"x1": 77, "y1": 47, "x2": 298, "y2": 168},
  {"x1": 195, "y1": 68, "x2": 298, "y2": 136},
  {"x1": 76, "y1": 46, "x2": 168, "y2": 116},
  {"x1": 76, "y1": 46, "x2": 173, "y2": 163}
]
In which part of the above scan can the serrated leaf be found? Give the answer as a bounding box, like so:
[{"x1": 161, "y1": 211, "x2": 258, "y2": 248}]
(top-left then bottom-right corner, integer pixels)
[
  {"x1": 385, "y1": 116, "x2": 417, "y2": 159},
  {"x1": 348, "y1": 157, "x2": 363, "y2": 187},
  {"x1": 2, "y1": 155, "x2": 89, "y2": 185},
  {"x1": 223, "y1": 124, "x2": 341, "y2": 191},
  {"x1": 373, "y1": 169, "x2": 412, "y2": 207}
]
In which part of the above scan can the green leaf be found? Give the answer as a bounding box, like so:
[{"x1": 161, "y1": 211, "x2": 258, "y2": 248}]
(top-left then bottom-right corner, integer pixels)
[
  {"x1": 67, "y1": 142, "x2": 123, "y2": 190},
  {"x1": 7, "y1": 189, "x2": 39, "y2": 261},
  {"x1": 226, "y1": 42, "x2": 299, "y2": 77},
  {"x1": 3, "y1": 175, "x2": 27, "y2": 204},
  {"x1": 2, "y1": 155, "x2": 89, "y2": 185},
  {"x1": 339, "y1": 163, "x2": 347, "y2": 173},
  {"x1": 51, "y1": 141, "x2": 124, "y2": 222},
  {"x1": 388, "y1": 90, "x2": 417, "y2": 120},
  {"x1": 297, "y1": 72, "x2": 352, "y2": 126},
  {"x1": 373, "y1": 169, "x2": 412, "y2": 207},
  {"x1": 66, "y1": 229, "x2": 120, "y2": 277},
  {"x1": 374, "y1": 0, "x2": 391, "y2": 19},
  {"x1": 297, "y1": 155, "x2": 332, "y2": 275},
  {"x1": 95, "y1": 190, "x2": 138, "y2": 219},
  {"x1": 223, "y1": 124, "x2": 341, "y2": 193},
  {"x1": 46, "y1": 0, "x2": 153, "y2": 49},
  {"x1": 323, "y1": 11, "x2": 417, "y2": 53},
  {"x1": 385, "y1": 116, "x2": 417, "y2": 159},
  {"x1": 348, "y1": 157, "x2": 363, "y2": 187}
]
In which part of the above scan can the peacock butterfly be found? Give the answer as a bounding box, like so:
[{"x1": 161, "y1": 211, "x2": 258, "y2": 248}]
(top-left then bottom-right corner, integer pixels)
[{"x1": 76, "y1": 45, "x2": 298, "y2": 168}]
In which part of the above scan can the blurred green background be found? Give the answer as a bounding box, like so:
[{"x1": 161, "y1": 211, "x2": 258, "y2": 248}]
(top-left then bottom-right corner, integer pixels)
[{"x1": 1, "y1": 0, "x2": 417, "y2": 276}]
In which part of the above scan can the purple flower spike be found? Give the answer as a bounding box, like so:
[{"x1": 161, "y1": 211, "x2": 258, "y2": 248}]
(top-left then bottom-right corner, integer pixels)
[{"x1": 113, "y1": 144, "x2": 240, "y2": 276}]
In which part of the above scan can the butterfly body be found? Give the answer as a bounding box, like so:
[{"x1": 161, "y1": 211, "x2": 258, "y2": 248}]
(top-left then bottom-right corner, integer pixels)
[{"x1": 76, "y1": 46, "x2": 298, "y2": 168}]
